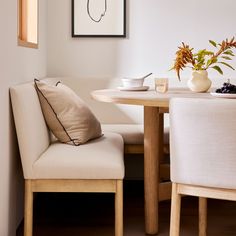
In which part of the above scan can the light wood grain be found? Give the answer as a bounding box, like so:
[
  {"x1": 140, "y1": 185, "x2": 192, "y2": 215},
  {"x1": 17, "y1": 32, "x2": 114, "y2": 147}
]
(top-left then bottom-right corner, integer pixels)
[
  {"x1": 24, "y1": 180, "x2": 33, "y2": 236},
  {"x1": 178, "y1": 184, "x2": 236, "y2": 201},
  {"x1": 124, "y1": 144, "x2": 144, "y2": 154},
  {"x1": 20, "y1": 0, "x2": 27, "y2": 41},
  {"x1": 18, "y1": 38, "x2": 38, "y2": 49},
  {"x1": 18, "y1": 0, "x2": 23, "y2": 40},
  {"x1": 91, "y1": 88, "x2": 213, "y2": 108},
  {"x1": 124, "y1": 144, "x2": 169, "y2": 155},
  {"x1": 171, "y1": 183, "x2": 236, "y2": 235},
  {"x1": 159, "y1": 107, "x2": 169, "y2": 113},
  {"x1": 170, "y1": 183, "x2": 181, "y2": 236},
  {"x1": 18, "y1": 0, "x2": 39, "y2": 48},
  {"x1": 115, "y1": 180, "x2": 123, "y2": 236},
  {"x1": 159, "y1": 182, "x2": 172, "y2": 201},
  {"x1": 31, "y1": 179, "x2": 117, "y2": 193},
  {"x1": 144, "y1": 106, "x2": 160, "y2": 234},
  {"x1": 24, "y1": 179, "x2": 123, "y2": 236},
  {"x1": 199, "y1": 197, "x2": 207, "y2": 236},
  {"x1": 17, "y1": 181, "x2": 236, "y2": 236}
]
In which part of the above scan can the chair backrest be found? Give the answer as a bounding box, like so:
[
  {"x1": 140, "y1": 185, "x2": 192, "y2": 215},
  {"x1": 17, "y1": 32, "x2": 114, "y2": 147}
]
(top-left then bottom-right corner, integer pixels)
[
  {"x1": 170, "y1": 98, "x2": 236, "y2": 189},
  {"x1": 10, "y1": 81, "x2": 51, "y2": 179}
]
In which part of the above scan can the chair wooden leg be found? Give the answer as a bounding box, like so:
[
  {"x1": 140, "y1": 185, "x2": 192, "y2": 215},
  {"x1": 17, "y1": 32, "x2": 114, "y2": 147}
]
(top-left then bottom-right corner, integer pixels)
[
  {"x1": 24, "y1": 180, "x2": 33, "y2": 236},
  {"x1": 199, "y1": 197, "x2": 207, "y2": 236},
  {"x1": 115, "y1": 180, "x2": 123, "y2": 236},
  {"x1": 170, "y1": 183, "x2": 181, "y2": 236}
]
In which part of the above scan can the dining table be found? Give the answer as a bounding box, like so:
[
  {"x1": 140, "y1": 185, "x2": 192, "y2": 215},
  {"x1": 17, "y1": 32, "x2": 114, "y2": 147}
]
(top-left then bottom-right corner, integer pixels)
[{"x1": 91, "y1": 87, "x2": 214, "y2": 235}]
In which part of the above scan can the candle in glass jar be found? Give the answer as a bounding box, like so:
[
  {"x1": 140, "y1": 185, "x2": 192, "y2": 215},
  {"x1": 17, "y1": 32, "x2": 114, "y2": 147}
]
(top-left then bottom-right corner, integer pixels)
[{"x1": 155, "y1": 78, "x2": 168, "y2": 93}]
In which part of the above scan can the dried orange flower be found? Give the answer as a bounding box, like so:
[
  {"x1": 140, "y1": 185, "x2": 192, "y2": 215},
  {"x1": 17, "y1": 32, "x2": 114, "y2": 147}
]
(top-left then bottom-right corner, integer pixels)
[{"x1": 171, "y1": 37, "x2": 236, "y2": 81}]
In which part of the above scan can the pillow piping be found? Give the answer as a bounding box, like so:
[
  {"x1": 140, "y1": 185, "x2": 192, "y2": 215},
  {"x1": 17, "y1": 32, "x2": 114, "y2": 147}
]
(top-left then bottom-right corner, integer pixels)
[{"x1": 34, "y1": 79, "x2": 79, "y2": 146}]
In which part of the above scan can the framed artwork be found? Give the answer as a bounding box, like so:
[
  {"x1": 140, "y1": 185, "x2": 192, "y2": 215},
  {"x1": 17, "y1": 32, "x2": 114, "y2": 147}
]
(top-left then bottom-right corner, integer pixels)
[{"x1": 72, "y1": 0, "x2": 126, "y2": 37}]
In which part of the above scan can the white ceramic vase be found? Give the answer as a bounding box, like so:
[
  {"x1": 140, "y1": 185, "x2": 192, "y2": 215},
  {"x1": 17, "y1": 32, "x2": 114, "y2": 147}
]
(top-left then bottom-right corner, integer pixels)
[{"x1": 187, "y1": 70, "x2": 212, "y2": 92}]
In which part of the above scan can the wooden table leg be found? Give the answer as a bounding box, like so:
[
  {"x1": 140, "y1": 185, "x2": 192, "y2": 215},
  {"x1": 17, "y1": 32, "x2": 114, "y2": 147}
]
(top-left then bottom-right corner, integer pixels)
[{"x1": 144, "y1": 106, "x2": 163, "y2": 235}]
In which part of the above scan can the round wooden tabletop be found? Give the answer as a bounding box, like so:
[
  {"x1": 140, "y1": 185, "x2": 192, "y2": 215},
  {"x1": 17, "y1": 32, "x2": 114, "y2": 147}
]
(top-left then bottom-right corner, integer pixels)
[{"x1": 91, "y1": 88, "x2": 213, "y2": 107}]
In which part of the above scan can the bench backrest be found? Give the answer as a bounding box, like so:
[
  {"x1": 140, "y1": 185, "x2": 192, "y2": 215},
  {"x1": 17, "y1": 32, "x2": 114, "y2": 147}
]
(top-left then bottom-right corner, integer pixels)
[{"x1": 10, "y1": 81, "x2": 50, "y2": 179}]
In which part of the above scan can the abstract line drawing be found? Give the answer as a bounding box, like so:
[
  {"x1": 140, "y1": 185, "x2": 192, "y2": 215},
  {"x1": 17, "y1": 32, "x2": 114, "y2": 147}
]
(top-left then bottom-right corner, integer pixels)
[
  {"x1": 72, "y1": 0, "x2": 125, "y2": 37},
  {"x1": 87, "y1": 0, "x2": 107, "y2": 23}
]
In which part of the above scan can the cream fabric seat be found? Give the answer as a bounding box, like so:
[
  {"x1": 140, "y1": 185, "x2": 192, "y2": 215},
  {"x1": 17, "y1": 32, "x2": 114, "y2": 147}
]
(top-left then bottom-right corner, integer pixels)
[
  {"x1": 102, "y1": 124, "x2": 169, "y2": 145},
  {"x1": 33, "y1": 133, "x2": 124, "y2": 179},
  {"x1": 169, "y1": 98, "x2": 236, "y2": 236},
  {"x1": 10, "y1": 80, "x2": 124, "y2": 236}
]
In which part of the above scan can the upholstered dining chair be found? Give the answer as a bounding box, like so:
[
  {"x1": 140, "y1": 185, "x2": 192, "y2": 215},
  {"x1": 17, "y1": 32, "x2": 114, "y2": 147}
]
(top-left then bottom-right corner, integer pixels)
[
  {"x1": 10, "y1": 80, "x2": 124, "y2": 236},
  {"x1": 169, "y1": 98, "x2": 236, "y2": 236}
]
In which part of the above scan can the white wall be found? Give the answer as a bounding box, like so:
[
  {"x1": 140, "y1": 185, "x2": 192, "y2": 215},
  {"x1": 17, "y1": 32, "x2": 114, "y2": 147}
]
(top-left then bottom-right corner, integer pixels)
[
  {"x1": 47, "y1": 0, "x2": 236, "y2": 80},
  {"x1": 47, "y1": 0, "x2": 236, "y2": 123},
  {"x1": 0, "y1": 1, "x2": 47, "y2": 235}
]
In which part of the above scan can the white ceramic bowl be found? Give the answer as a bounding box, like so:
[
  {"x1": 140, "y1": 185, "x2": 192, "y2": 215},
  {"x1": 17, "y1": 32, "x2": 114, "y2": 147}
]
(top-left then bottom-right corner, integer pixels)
[{"x1": 122, "y1": 78, "x2": 144, "y2": 88}]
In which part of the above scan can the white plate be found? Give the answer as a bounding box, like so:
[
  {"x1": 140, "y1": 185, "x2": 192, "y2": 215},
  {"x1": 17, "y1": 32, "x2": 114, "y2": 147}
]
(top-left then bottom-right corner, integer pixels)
[
  {"x1": 117, "y1": 86, "x2": 149, "y2": 91},
  {"x1": 210, "y1": 92, "x2": 236, "y2": 98}
]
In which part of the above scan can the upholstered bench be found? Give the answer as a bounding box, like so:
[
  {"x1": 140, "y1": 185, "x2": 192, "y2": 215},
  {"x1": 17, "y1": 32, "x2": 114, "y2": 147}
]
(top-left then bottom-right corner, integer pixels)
[
  {"x1": 102, "y1": 124, "x2": 170, "y2": 181},
  {"x1": 57, "y1": 77, "x2": 170, "y2": 156},
  {"x1": 10, "y1": 81, "x2": 124, "y2": 236},
  {"x1": 102, "y1": 124, "x2": 169, "y2": 154}
]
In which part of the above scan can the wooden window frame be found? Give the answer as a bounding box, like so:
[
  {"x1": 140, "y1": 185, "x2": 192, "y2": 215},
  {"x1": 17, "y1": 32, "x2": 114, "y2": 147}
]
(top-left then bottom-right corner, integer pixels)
[{"x1": 18, "y1": 0, "x2": 39, "y2": 49}]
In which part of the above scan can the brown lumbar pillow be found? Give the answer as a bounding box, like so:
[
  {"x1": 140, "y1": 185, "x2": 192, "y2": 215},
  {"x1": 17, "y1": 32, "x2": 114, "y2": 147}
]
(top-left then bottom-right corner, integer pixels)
[{"x1": 34, "y1": 79, "x2": 102, "y2": 145}]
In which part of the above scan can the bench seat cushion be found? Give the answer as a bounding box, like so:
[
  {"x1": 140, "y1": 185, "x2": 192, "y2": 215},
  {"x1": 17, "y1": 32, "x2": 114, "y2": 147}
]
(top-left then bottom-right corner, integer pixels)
[
  {"x1": 101, "y1": 124, "x2": 169, "y2": 145},
  {"x1": 33, "y1": 132, "x2": 124, "y2": 179}
]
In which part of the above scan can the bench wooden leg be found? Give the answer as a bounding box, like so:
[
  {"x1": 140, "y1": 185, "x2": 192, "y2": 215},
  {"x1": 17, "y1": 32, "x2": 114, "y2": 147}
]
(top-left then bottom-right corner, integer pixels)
[
  {"x1": 115, "y1": 180, "x2": 123, "y2": 236},
  {"x1": 24, "y1": 180, "x2": 33, "y2": 236},
  {"x1": 170, "y1": 183, "x2": 181, "y2": 236},
  {"x1": 199, "y1": 197, "x2": 207, "y2": 236}
]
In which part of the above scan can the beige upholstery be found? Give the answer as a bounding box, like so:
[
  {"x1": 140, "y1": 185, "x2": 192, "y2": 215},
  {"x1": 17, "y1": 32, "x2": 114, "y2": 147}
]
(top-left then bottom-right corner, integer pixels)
[
  {"x1": 35, "y1": 80, "x2": 102, "y2": 146},
  {"x1": 34, "y1": 133, "x2": 124, "y2": 179},
  {"x1": 102, "y1": 124, "x2": 169, "y2": 145},
  {"x1": 169, "y1": 98, "x2": 236, "y2": 236},
  {"x1": 10, "y1": 79, "x2": 124, "y2": 236},
  {"x1": 170, "y1": 98, "x2": 236, "y2": 189},
  {"x1": 10, "y1": 81, "x2": 124, "y2": 180},
  {"x1": 10, "y1": 82, "x2": 50, "y2": 179}
]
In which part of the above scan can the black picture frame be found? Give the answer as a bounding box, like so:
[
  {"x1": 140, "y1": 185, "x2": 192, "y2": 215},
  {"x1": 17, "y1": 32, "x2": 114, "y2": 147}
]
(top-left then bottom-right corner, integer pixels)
[{"x1": 72, "y1": 0, "x2": 126, "y2": 38}]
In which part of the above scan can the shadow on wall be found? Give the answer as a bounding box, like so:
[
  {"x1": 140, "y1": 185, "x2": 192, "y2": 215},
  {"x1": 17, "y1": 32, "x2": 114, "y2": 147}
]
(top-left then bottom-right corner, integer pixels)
[
  {"x1": 8, "y1": 97, "x2": 24, "y2": 235},
  {"x1": 62, "y1": 77, "x2": 144, "y2": 124}
]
